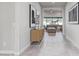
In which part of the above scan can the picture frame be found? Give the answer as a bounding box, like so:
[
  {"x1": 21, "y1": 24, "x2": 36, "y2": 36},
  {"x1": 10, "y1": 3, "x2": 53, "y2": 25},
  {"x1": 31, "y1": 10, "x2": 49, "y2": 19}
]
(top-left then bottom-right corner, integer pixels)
[
  {"x1": 68, "y1": 2, "x2": 79, "y2": 24},
  {"x1": 29, "y1": 4, "x2": 37, "y2": 28}
]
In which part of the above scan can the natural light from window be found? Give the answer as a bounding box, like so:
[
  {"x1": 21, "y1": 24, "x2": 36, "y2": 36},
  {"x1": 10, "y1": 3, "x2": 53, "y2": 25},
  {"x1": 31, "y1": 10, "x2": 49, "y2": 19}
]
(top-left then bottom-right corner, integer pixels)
[{"x1": 43, "y1": 17, "x2": 63, "y2": 26}]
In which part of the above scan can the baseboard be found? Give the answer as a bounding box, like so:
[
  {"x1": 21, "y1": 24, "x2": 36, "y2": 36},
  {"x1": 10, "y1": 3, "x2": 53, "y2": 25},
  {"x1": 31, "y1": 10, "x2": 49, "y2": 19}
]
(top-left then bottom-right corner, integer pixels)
[
  {"x1": 65, "y1": 35, "x2": 79, "y2": 49},
  {"x1": 0, "y1": 50, "x2": 14, "y2": 55},
  {"x1": 14, "y1": 43, "x2": 30, "y2": 56},
  {"x1": 20, "y1": 43, "x2": 30, "y2": 55},
  {"x1": 0, "y1": 43, "x2": 30, "y2": 56}
]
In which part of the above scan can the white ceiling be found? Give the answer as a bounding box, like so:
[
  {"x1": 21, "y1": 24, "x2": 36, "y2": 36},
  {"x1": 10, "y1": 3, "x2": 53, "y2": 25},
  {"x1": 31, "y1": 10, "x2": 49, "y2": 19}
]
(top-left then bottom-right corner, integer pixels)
[
  {"x1": 39, "y1": 2, "x2": 67, "y2": 8},
  {"x1": 43, "y1": 8, "x2": 62, "y2": 14}
]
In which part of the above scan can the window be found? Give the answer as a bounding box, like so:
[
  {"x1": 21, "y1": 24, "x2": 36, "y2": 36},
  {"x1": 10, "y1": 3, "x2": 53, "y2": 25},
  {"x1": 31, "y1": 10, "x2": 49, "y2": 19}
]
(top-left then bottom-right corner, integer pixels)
[{"x1": 43, "y1": 17, "x2": 63, "y2": 26}]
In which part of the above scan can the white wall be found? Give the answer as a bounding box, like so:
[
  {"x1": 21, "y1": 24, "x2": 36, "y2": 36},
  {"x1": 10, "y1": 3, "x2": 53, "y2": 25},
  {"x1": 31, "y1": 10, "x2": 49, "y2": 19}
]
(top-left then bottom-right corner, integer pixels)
[
  {"x1": 14, "y1": 2, "x2": 42, "y2": 55},
  {"x1": 64, "y1": 2, "x2": 79, "y2": 48},
  {"x1": 0, "y1": 2, "x2": 42, "y2": 55},
  {"x1": 14, "y1": 2, "x2": 30, "y2": 55},
  {"x1": 0, "y1": 3, "x2": 15, "y2": 53}
]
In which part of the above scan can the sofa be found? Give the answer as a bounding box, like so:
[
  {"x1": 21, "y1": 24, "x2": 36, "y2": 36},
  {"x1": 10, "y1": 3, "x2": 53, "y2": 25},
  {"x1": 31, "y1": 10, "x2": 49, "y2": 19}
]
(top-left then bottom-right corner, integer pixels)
[{"x1": 46, "y1": 25, "x2": 57, "y2": 33}]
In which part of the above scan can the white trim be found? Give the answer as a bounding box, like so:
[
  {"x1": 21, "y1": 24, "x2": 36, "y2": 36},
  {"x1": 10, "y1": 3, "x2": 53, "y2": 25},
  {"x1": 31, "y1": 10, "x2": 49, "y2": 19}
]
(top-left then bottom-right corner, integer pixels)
[
  {"x1": 65, "y1": 35, "x2": 79, "y2": 49},
  {"x1": 14, "y1": 43, "x2": 30, "y2": 56},
  {"x1": 0, "y1": 43, "x2": 30, "y2": 56},
  {"x1": 0, "y1": 50, "x2": 14, "y2": 55},
  {"x1": 20, "y1": 43, "x2": 30, "y2": 55}
]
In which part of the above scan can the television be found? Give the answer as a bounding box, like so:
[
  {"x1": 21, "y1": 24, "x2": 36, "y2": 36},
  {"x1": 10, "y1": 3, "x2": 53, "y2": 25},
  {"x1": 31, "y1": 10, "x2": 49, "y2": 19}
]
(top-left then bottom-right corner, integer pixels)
[{"x1": 69, "y1": 2, "x2": 79, "y2": 24}]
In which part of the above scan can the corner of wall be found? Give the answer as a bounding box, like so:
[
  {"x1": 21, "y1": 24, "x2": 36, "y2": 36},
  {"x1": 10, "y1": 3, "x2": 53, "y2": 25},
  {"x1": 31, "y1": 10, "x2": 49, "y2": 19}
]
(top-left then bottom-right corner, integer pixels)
[
  {"x1": 14, "y1": 42, "x2": 30, "y2": 56},
  {"x1": 64, "y1": 34, "x2": 79, "y2": 50}
]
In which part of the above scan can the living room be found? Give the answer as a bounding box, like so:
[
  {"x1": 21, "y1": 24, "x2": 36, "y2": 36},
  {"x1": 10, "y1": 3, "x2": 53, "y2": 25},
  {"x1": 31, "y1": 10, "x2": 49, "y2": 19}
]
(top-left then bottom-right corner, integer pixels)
[{"x1": 31, "y1": 2, "x2": 64, "y2": 44}]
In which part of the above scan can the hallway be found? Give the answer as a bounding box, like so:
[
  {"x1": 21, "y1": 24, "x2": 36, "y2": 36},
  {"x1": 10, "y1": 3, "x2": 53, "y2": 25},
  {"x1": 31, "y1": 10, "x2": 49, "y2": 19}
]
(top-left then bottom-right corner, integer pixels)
[
  {"x1": 0, "y1": 2, "x2": 79, "y2": 57},
  {"x1": 21, "y1": 31, "x2": 79, "y2": 56}
]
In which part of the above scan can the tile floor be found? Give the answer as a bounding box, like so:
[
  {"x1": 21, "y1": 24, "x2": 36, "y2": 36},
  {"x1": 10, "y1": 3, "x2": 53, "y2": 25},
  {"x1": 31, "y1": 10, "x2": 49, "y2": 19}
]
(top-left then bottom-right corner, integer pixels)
[{"x1": 21, "y1": 31, "x2": 79, "y2": 56}]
